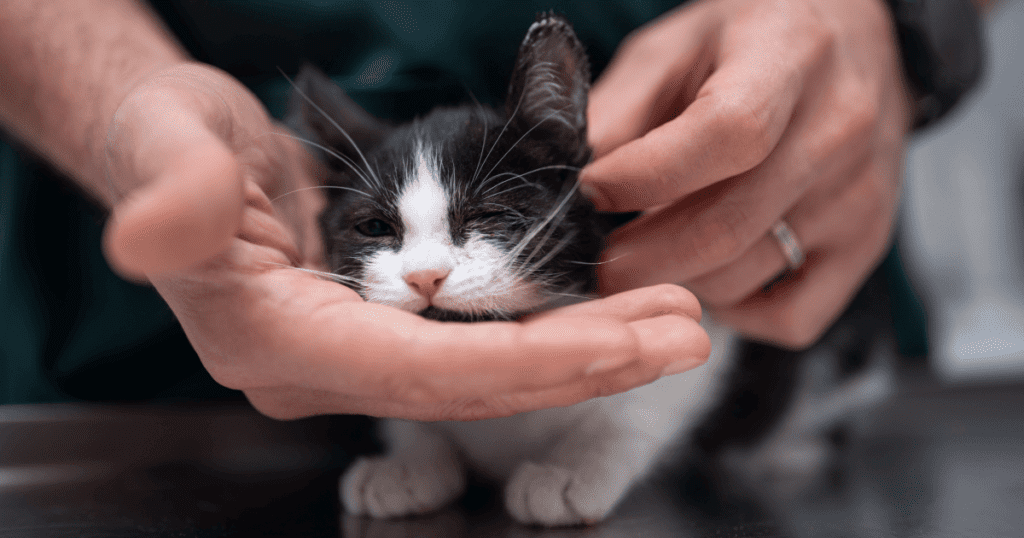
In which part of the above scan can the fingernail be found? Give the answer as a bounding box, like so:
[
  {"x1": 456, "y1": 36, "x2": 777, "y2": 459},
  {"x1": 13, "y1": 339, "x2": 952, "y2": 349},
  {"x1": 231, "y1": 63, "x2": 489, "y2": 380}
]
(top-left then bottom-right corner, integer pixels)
[
  {"x1": 585, "y1": 358, "x2": 620, "y2": 376},
  {"x1": 660, "y1": 361, "x2": 693, "y2": 378},
  {"x1": 578, "y1": 182, "x2": 609, "y2": 211}
]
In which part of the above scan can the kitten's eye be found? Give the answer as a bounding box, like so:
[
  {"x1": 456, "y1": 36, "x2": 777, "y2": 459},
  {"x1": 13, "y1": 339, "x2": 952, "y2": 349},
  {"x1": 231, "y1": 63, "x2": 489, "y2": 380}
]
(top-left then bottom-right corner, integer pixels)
[{"x1": 355, "y1": 219, "x2": 394, "y2": 237}]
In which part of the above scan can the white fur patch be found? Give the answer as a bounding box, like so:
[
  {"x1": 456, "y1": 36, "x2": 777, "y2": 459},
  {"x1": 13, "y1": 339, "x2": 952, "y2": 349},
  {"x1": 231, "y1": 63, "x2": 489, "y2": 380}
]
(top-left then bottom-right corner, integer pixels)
[{"x1": 361, "y1": 142, "x2": 543, "y2": 316}]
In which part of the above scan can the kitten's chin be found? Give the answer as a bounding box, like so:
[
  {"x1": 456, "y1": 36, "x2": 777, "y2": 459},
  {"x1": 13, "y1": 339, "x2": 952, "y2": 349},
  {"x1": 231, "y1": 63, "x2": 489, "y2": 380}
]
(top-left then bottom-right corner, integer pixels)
[{"x1": 418, "y1": 306, "x2": 523, "y2": 322}]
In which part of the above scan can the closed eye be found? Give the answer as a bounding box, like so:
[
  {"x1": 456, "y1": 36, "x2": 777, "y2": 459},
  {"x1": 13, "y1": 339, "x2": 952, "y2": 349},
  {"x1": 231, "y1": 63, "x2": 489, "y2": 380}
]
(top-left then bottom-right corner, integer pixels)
[{"x1": 355, "y1": 218, "x2": 395, "y2": 237}]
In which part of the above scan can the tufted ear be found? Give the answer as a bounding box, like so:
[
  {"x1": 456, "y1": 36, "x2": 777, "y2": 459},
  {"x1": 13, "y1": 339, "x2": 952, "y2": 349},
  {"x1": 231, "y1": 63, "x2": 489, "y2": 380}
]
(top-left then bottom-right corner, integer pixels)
[
  {"x1": 506, "y1": 14, "x2": 591, "y2": 163},
  {"x1": 285, "y1": 64, "x2": 390, "y2": 174}
]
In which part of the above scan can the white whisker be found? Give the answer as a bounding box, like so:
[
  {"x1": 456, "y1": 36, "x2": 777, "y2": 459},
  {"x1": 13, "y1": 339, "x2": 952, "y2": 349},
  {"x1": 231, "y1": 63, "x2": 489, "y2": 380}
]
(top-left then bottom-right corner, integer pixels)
[
  {"x1": 270, "y1": 185, "x2": 372, "y2": 203},
  {"x1": 506, "y1": 180, "x2": 580, "y2": 264},
  {"x1": 262, "y1": 131, "x2": 377, "y2": 191},
  {"x1": 471, "y1": 109, "x2": 489, "y2": 189},
  {"x1": 479, "y1": 105, "x2": 575, "y2": 185},
  {"x1": 264, "y1": 262, "x2": 362, "y2": 288},
  {"x1": 546, "y1": 291, "x2": 593, "y2": 302},
  {"x1": 565, "y1": 253, "x2": 631, "y2": 265},
  {"x1": 473, "y1": 83, "x2": 528, "y2": 185},
  {"x1": 278, "y1": 67, "x2": 384, "y2": 189},
  {"x1": 521, "y1": 231, "x2": 576, "y2": 278},
  {"x1": 478, "y1": 164, "x2": 580, "y2": 198}
]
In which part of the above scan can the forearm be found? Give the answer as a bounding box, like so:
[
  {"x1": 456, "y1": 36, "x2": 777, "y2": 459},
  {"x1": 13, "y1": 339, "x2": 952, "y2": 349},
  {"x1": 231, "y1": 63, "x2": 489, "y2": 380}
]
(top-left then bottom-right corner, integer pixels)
[{"x1": 0, "y1": 0, "x2": 188, "y2": 206}]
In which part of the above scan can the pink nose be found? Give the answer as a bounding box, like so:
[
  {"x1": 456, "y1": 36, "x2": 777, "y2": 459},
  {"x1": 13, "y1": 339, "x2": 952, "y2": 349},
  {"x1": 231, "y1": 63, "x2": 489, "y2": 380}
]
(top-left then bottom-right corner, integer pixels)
[{"x1": 404, "y1": 269, "x2": 449, "y2": 299}]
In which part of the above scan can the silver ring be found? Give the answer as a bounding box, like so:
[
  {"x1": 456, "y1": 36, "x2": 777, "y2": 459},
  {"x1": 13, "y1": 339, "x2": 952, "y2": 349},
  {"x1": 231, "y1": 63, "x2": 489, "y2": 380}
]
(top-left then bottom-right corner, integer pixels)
[{"x1": 771, "y1": 220, "x2": 805, "y2": 270}]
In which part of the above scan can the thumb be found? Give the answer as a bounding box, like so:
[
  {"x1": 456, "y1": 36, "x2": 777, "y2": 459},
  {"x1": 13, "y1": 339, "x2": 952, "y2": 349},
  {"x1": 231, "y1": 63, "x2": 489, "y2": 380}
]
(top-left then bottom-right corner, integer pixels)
[{"x1": 103, "y1": 130, "x2": 243, "y2": 281}]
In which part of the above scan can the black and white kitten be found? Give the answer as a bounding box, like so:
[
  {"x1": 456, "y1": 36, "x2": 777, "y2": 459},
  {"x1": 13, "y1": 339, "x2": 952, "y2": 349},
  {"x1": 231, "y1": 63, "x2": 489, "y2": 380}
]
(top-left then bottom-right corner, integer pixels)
[
  {"x1": 291, "y1": 15, "x2": 602, "y2": 324},
  {"x1": 287, "y1": 14, "x2": 892, "y2": 527}
]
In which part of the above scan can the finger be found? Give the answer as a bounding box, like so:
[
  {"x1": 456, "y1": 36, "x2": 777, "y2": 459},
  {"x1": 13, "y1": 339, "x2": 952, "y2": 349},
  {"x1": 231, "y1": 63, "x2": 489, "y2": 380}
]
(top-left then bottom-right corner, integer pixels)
[
  {"x1": 217, "y1": 270, "x2": 708, "y2": 405},
  {"x1": 448, "y1": 314, "x2": 708, "y2": 419},
  {"x1": 244, "y1": 314, "x2": 709, "y2": 421},
  {"x1": 587, "y1": 4, "x2": 715, "y2": 159},
  {"x1": 713, "y1": 171, "x2": 898, "y2": 349},
  {"x1": 527, "y1": 283, "x2": 702, "y2": 323},
  {"x1": 685, "y1": 152, "x2": 877, "y2": 307},
  {"x1": 582, "y1": 25, "x2": 818, "y2": 213},
  {"x1": 103, "y1": 105, "x2": 244, "y2": 280},
  {"x1": 687, "y1": 232, "x2": 792, "y2": 308},
  {"x1": 596, "y1": 67, "x2": 876, "y2": 295}
]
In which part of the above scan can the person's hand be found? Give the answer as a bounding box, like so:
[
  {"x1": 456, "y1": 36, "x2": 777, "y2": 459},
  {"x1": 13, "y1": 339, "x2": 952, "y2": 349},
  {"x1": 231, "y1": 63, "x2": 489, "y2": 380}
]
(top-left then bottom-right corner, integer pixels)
[
  {"x1": 582, "y1": 0, "x2": 914, "y2": 349},
  {"x1": 101, "y1": 63, "x2": 710, "y2": 421}
]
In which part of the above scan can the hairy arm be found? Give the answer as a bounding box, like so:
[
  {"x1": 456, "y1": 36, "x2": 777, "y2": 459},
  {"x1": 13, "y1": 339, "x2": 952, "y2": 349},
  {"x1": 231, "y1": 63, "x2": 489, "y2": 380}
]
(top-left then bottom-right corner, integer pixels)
[
  {"x1": 0, "y1": 0, "x2": 710, "y2": 419},
  {"x1": 0, "y1": 0, "x2": 188, "y2": 205}
]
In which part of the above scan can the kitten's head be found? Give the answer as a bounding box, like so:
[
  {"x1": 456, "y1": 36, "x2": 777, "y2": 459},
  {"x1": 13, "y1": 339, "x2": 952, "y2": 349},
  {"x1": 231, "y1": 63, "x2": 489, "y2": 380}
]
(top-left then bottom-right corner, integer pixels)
[{"x1": 287, "y1": 14, "x2": 602, "y2": 321}]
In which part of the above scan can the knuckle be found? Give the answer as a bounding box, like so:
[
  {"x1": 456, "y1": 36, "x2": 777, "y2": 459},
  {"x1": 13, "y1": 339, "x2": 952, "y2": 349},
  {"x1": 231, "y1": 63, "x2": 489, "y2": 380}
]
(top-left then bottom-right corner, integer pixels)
[
  {"x1": 244, "y1": 389, "x2": 304, "y2": 420},
  {"x1": 775, "y1": 313, "x2": 827, "y2": 350},
  {"x1": 710, "y1": 96, "x2": 773, "y2": 172},
  {"x1": 843, "y1": 88, "x2": 879, "y2": 140},
  {"x1": 650, "y1": 283, "x2": 697, "y2": 308},
  {"x1": 806, "y1": 22, "x2": 837, "y2": 65},
  {"x1": 815, "y1": 91, "x2": 877, "y2": 166},
  {"x1": 589, "y1": 371, "x2": 629, "y2": 399},
  {"x1": 686, "y1": 205, "x2": 754, "y2": 268},
  {"x1": 617, "y1": 27, "x2": 663, "y2": 65},
  {"x1": 791, "y1": 2, "x2": 837, "y2": 59},
  {"x1": 861, "y1": 177, "x2": 890, "y2": 217},
  {"x1": 200, "y1": 359, "x2": 248, "y2": 391}
]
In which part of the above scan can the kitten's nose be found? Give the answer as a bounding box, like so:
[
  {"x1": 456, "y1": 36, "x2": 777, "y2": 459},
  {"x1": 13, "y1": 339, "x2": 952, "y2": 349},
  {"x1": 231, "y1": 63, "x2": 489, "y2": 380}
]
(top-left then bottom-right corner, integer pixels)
[{"x1": 404, "y1": 269, "x2": 449, "y2": 300}]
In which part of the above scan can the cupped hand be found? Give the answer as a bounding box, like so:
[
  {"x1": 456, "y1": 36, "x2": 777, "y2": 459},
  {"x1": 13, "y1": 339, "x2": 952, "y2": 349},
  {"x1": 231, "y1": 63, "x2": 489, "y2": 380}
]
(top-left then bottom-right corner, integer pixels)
[
  {"x1": 583, "y1": 0, "x2": 914, "y2": 349},
  {"x1": 101, "y1": 63, "x2": 710, "y2": 421}
]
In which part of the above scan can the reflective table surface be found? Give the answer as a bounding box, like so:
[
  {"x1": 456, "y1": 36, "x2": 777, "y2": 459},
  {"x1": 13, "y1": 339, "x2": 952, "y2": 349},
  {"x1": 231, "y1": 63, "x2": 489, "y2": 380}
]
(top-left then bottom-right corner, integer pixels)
[{"x1": 3, "y1": 379, "x2": 1023, "y2": 537}]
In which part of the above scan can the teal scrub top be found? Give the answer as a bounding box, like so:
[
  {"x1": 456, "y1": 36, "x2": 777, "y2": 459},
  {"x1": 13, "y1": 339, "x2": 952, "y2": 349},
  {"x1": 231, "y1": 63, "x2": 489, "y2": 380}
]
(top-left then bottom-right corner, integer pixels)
[{"x1": 0, "y1": 0, "x2": 683, "y2": 405}]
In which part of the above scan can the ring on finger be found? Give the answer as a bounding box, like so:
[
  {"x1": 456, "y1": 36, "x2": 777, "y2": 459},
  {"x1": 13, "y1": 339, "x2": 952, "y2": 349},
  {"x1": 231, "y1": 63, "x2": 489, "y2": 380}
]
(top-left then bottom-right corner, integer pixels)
[{"x1": 771, "y1": 220, "x2": 805, "y2": 271}]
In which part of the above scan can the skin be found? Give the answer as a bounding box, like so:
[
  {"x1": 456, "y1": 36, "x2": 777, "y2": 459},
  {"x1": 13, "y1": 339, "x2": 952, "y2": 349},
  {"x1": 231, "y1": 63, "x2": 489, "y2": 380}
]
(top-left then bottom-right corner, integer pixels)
[
  {"x1": 0, "y1": 0, "x2": 708, "y2": 421},
  {"x1": 584, "y1": 0, "x2": 926, "y2": 349},
  {"x1": 0, "y1": 0, "x2": 992, "y2": 414},
  {"x1": 585, "y1": 0, "x2": 996, "y2": 350}
]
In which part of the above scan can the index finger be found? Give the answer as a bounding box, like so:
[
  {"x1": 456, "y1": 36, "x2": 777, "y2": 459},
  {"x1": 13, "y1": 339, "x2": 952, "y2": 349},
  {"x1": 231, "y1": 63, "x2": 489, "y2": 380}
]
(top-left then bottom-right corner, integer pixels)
[{"x1": 582, "y1": 35, "x2": 808, "y2": 212}]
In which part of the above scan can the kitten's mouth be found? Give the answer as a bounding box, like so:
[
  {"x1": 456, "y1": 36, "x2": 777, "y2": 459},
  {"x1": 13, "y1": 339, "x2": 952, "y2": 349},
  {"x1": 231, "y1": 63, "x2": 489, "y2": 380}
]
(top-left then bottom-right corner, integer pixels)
[{"x1": 418, "y1": 306, "x2": 522, "y2": 322}]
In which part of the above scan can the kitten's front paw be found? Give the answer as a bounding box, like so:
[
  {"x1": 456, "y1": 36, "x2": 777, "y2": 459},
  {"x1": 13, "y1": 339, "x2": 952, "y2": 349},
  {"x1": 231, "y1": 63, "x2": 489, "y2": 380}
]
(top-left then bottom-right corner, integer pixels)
[
  {"x1": 340, "y1": 455, "x2": 465, "y2": 518},
  {"x1": 504, "y1": 461, "x2": 619, "y2": 526}
]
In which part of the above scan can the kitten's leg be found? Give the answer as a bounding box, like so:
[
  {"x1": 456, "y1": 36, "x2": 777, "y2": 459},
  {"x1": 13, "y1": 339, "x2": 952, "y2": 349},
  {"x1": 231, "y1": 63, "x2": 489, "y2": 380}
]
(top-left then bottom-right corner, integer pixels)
[
  {"x1": 503, "y1": 414, "x2": 665, "y2": 526},
  {"x1": 504, "y1": 319, "x2": 735, "y2": 526},
  {"x1": 341, "y1": 420, "x2": 465, "y2": 518},
  {"x1": 724, "y1": 350, "x2": 894, "y2": 483}
]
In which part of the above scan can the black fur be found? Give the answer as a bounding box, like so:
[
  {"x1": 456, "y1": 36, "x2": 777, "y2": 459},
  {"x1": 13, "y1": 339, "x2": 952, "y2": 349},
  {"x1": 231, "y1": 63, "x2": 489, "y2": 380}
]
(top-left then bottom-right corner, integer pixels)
[{"x1": 287, "y1": 14, "x2": 603, "y2": 321}]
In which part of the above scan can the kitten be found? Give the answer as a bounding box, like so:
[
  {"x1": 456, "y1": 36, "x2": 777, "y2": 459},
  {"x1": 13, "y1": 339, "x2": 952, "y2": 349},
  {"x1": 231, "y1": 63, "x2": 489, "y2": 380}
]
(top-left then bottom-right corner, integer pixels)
[
  {"x1": 286, "y1": 14, "x2": 892, "y2": 526},
  {"x1": 291, "y1": 16, "x2": 603, "y2": 324}
]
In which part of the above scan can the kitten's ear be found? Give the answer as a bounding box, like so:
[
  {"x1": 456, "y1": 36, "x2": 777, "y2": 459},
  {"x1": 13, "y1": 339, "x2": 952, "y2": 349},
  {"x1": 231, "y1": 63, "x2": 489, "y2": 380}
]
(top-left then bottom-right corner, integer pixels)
[
  {"x1": 285, "y1": 64, "x2": 390, "y2": 172},
  {"x1": 506, "y1": 14, "x2": 591, "y2": 163}
]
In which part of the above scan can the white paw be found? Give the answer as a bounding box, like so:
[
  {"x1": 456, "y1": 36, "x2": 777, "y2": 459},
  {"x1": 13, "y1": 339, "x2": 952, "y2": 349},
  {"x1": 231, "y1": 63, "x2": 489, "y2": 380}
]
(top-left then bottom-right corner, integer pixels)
[
  {"x1": 340, "y1": 454, "x2": 465, "y2": 518},
  {"x1": 504, "y1": 461, "x2": 620, "y2": 526}
]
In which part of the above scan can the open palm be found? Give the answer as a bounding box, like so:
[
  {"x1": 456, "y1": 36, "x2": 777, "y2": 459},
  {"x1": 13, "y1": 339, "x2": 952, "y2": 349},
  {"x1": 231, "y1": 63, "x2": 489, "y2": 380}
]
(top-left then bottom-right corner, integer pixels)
[{"x1": 99, "y1": 63, "x2": 709, "y2": 421}]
